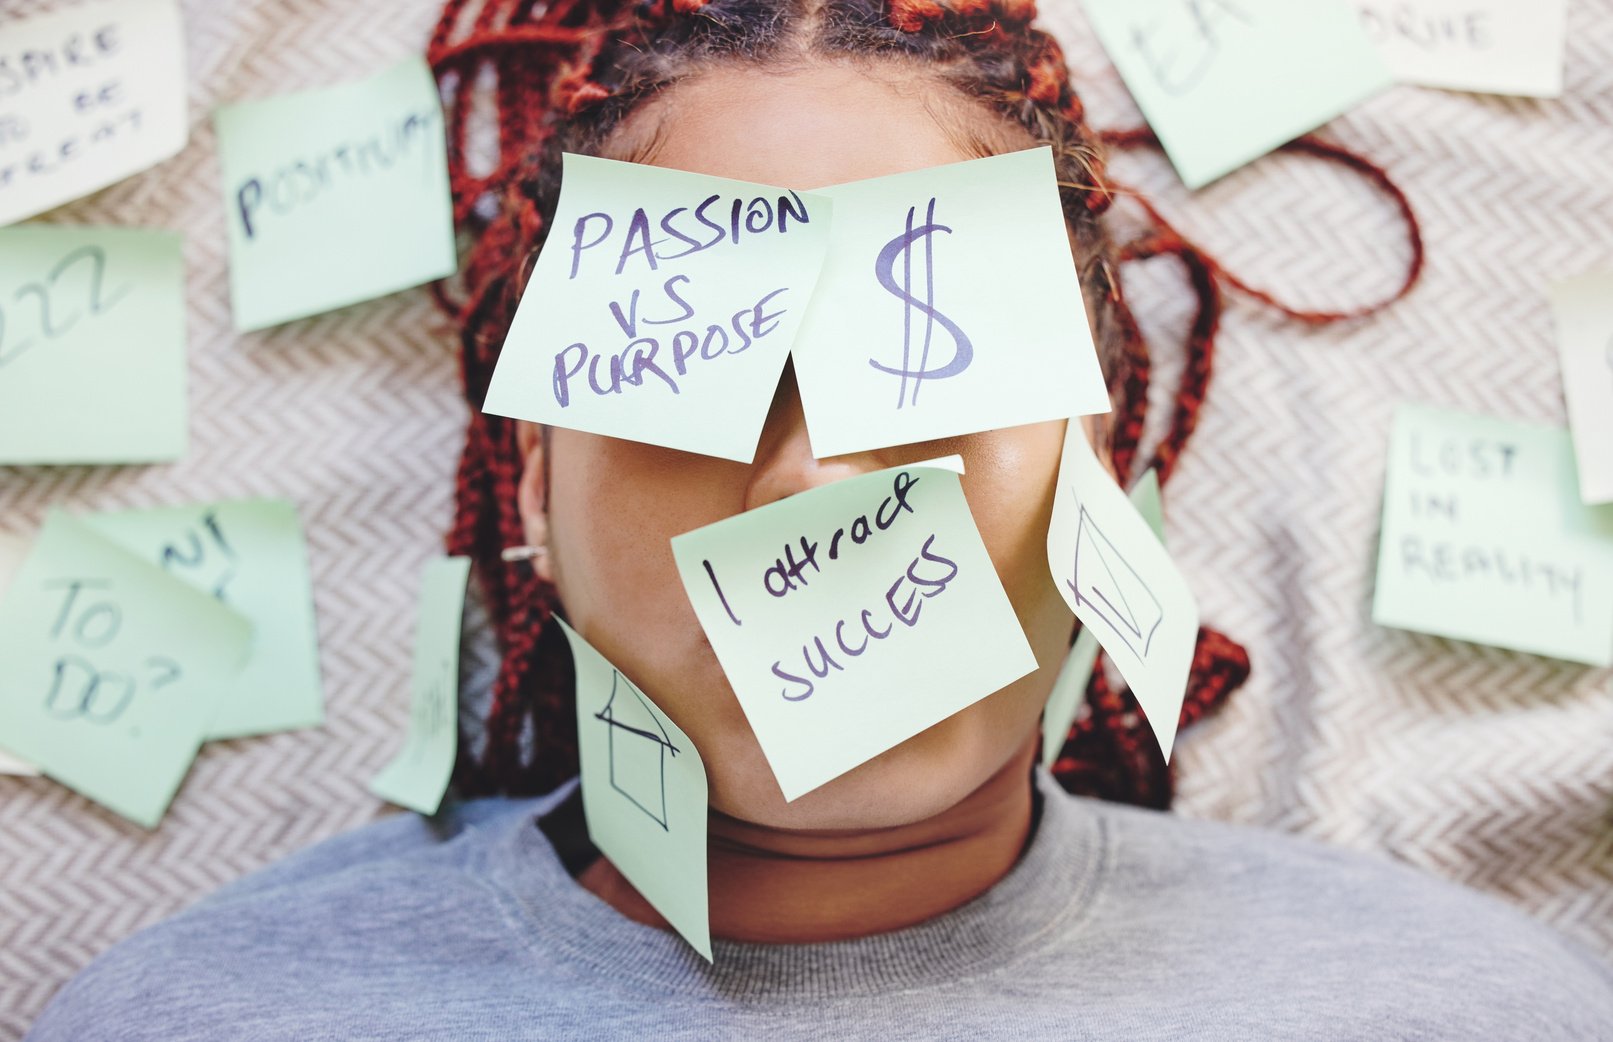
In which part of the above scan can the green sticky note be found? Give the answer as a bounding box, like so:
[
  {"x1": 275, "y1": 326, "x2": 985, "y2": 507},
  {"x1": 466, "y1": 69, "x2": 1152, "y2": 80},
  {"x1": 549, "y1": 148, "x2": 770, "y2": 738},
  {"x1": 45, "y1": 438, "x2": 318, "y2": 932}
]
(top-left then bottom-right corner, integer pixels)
[
  {"x1": 84, "y1": 499, "x2": 323, "y2": 740},
  {"x1": 672, "y1": 457, "x2": 1037, "y2": 801},
  {"x1": 483, "y1": 154, "x2": 833, "y2": 462},
  {"x1": 1372, "y1": 403, "x2": 1613, "y2": 666},
  {"x1": 1048, "y1": 429, "x2": 1198, "y2": 761},
  {"x1": 0, "y1": 513, "x2": 252, "y2": 827},
  {"x1": 1082, "y1": 0, "x2": 1391, "y2": 188},
  {"x1": 370, "y1": 556, "x2": 470, "y2": 815},
  {"x1": 1550, "y1": 273, "x2": 1613, "y2": 505},
  {"x1": 1042, "y1": 468, "x2": 1165, "y2": 769},
  {"x1": 215, "y1": 56, "x2": 457, "y2": 331},
  {"x1": 0, "y1": 225, "x2": 185, "y2": 464},
  {"x1": 557, "y1": 618, "x2": 711, "y2": 961},
  {"x1": 792, "y1": 148, "x2": 1110, "y2": 458},
  {"x1": 0, "y1": 0, "x2": 188, "y2": 227}
]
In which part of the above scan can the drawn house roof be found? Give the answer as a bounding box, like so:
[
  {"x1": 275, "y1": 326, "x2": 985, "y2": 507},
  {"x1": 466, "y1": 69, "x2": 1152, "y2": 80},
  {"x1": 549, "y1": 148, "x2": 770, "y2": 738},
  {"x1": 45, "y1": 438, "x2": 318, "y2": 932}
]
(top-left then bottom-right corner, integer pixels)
[{"x1": 595, "y1": 671, "x2": 680, "y2": 830}]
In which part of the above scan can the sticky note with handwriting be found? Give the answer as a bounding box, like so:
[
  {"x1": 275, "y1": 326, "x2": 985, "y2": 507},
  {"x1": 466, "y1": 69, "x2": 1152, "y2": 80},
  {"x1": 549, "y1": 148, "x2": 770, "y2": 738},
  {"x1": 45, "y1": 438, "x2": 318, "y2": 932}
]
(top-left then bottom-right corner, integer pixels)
[
  {"x1": 791, "y1": 148, "x2": 1109, "y2": 458},
  {"x1": 84, "y1": 499, "x2": 322, "y2": 740},
  {"x1": 215, "y1": 56, "x2": 456, "y2": 331},
  {"x1": 0, "y1": 513, "x2": 252, "y2": 827},
  {"x1": 1047, "y1": 428, "x2": 1198, "y2": 761},
  {"x1": 1372, "y1": 403, "x2": 1613, "y2": 665},
  {"x1": 0, "y1": 0, "x2": 187, "y2": 226},
  {"x1": 557, "y1": 618, "x2": 711, "y2": 961},
  {"x1": 1042, "y1": 468, "x2": 1164, "y2": 769},
  {"x1": 0, "y1": 531, "x2": 39, "y2": 776},
  {"x1": 1550, "y1": 273, "x2": 1613, "y2": 507},
  {"x1": 1082, "y1": 0, "x2": 1391, "y2": 189},
  {"x1": 483, "y1": 154, "x2": 832, "y2": 462},
  {"x1": 370, "y1": 556, "x2": 470, "y2": 816},
  {"x1": 1357, "y1": 0, "x2": 1566, "y2": 97},
  {"x1": 0, "y1": 225, "x2": 184, "y2": 464},
  {"x1": 672, "y1": 457, "x2": 1037, "y2": 801}
]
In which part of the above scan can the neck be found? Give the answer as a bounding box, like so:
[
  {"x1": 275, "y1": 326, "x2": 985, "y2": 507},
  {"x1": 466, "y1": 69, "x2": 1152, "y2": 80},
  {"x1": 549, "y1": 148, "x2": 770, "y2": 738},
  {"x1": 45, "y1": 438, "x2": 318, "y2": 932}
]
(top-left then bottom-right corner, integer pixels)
[{"x1": 579, "y1": 739, "x2": 1039, "y2": 944}]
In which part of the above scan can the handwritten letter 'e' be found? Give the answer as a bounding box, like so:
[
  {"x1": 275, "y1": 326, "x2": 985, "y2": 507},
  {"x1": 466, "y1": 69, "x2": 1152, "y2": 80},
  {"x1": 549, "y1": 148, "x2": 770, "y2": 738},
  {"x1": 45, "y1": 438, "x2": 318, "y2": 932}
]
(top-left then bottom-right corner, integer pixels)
[
  {"x1": 791, "y1": 148, "x2": 1110, "y2": 459},
  {"x1": 1081, "y1": 0, "x2": 1391, "y2": 189},
  {"x1": 0, "y1": 225, "x2": 185, "y2": 464},
  {"x1": 1357, "y1": 0, "x2": 1566, "y2": 98},
  {"x1": 85, "y1": 499, "x2": 323, "y2": 740},
  {"x1": 557, "y1": 618, "x2": 712, "y2": 961},
  {"x1": 214, "y1": 57, "x2": 457, "y2": 331},
  {"x1": 370, "y1": 556, "x2": 470, "y2": 816},
  {"x1": 1550, "y1": 273, "x2": 1613, "y2": 507},
  {"x1": 671, "y1": 458, "x2": 1037, "y2": 802},
  {"x1": 1372, "y1": 404, "x2": 1613, "y2": 666},
  {"x1": 483, "y1": 154, "x2": 833, "y2": 462},
  {"x1": 0, "y1": 513, "x2": 252, "y2": 827},
  {"x1": 0, "y1": 0, "x2": 187, "y2": 227},
  {"x1": 1042, "y1": 468, "x2": 1164, "y2": 769},
  {"x1": 1047, "y1": 426, "x2": 1198, "y2": 761}
]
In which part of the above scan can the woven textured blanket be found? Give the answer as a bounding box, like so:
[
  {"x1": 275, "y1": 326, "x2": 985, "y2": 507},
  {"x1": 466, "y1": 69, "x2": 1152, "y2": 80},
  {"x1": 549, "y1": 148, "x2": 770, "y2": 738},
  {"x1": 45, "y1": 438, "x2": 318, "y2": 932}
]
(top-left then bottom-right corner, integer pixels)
[{"x1": 1, "y1": 1, "x2": 1609, "y2": 1036}]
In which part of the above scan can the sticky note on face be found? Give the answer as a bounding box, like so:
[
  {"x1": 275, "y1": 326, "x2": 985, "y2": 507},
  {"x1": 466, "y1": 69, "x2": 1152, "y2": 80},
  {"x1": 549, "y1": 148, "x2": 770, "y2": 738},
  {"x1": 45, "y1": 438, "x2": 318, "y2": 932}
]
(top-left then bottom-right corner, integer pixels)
[
  {"x1": 214, "y1": 56, "x2": 457, "y2": 331},
  {"x1": 370, "y1": 556, "x2": 470, "y2": 816},
  {"x1": 1357, "y1": 0, "x2": 1566, "y2": 97},
  {"x1": 791, "y1": 148, "x2": 1110, "y2": 458},
  {"x1": 0, "y1": 513, "x2": 252, "y2": 827},
  {"x1": 1372, "y1": 404, "x2": 1613, "y2": 665},
  {"x1": 1550, "y1": 273, "x2": 1613, "y2": 507},
  {"x1": 0, "y1": 0, "x2": 188, "y2": 227},
  {"x1": 557, "y1": 619, "x2": 711, "y2": 961},
  {"x1": 1047, "y1": 427, "x2": 1198, "y2": 761},
  {"x1": 1042, "y1": 468, "x2": 1164, "y2": 769},
  {"x1": 1082, "y1": 0, "x2": 1391, "y2": 189},
  {"x1": 84, "y1": 499, "x2": 322, "y2": 740},
  {"x1": 672, "y1": 458, "x2": 1037, "y2": 801},
  {"x1": 484, "y1": 154, "x2": 833, "y2": 462},
  {"x1": 0, "y1": 225, "x2": 185, "y2": 464}
]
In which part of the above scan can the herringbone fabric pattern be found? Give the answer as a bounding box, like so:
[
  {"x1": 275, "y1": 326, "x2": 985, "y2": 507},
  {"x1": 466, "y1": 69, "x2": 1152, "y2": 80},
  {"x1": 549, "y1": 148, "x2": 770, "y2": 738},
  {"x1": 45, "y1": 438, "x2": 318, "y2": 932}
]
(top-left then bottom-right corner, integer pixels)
[{"x1": 1, "y1": 0, "x2": 1610, "y2": 1036}]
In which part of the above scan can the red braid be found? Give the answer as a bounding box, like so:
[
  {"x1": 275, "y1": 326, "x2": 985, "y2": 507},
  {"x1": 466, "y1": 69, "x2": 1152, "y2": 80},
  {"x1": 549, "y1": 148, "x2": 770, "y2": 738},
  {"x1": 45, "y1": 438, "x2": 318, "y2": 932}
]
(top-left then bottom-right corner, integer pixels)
[{"x1": 428, "y1": 0, "x2": 1420, "y2": 803}]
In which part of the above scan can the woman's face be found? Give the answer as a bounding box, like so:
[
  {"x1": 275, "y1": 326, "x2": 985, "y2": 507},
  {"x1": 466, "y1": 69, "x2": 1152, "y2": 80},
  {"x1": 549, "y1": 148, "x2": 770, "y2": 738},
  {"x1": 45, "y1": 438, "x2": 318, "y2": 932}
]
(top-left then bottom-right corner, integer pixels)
[{"x1": 519, "y1": 62, "x2": 1080, "y2": 830}]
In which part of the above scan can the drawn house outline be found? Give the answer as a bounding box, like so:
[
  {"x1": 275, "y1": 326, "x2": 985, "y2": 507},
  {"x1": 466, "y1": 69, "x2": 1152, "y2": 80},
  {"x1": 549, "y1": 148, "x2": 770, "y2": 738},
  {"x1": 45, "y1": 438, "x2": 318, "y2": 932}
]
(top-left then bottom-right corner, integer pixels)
[
  {"x1": 594, "y1": 670, "x2": 680, "y2": 831},
  {"x1": 1068, "y1": 501, "x2": 1164, "y2": 659}
]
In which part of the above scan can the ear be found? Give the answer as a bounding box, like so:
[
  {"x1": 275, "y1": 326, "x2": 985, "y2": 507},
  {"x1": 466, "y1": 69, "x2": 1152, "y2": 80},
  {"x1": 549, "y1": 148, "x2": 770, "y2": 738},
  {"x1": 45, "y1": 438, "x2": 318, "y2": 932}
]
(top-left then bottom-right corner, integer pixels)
[{"x1": 515, "y1": 422, "x2": 556, "y2": 584}]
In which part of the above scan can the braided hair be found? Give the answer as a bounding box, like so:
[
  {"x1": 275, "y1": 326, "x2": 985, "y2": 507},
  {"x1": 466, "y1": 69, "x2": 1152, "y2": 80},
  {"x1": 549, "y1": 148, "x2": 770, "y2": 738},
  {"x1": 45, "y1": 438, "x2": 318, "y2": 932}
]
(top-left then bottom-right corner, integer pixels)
[{"x1": 428, "y1": 0, "x2": 1416, "y2": 805}]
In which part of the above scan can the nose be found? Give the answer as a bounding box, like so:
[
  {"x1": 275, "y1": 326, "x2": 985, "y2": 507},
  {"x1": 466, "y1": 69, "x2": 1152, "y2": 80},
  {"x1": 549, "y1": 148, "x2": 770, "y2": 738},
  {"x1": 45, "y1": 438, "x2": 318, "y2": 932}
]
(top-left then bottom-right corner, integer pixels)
[{"x1": 744, "y1": 360, "x2": 879, "y2": 510}]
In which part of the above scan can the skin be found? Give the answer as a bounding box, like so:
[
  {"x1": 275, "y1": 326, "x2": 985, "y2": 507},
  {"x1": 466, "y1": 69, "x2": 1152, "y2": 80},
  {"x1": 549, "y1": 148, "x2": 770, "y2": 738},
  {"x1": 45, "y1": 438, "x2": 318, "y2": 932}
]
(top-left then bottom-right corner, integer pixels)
[{"x1": 516, "y1": 62, "x2": 1094, "y2": 942}]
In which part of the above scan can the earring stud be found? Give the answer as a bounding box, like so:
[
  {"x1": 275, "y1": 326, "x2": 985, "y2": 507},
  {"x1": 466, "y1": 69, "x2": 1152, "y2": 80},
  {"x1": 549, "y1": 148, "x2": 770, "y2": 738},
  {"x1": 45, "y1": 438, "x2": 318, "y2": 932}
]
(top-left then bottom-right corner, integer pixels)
[{"x1": 501, "y1": 545, "x2": 548, "y2": 563}]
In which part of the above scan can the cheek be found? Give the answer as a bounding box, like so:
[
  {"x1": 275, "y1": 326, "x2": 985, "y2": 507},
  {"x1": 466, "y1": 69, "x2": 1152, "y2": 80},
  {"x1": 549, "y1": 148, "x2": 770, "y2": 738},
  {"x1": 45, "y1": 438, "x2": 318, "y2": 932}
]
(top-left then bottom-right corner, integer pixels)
[{"x1": 959, "y1": 421, "x2": 1068, "y2": 626}]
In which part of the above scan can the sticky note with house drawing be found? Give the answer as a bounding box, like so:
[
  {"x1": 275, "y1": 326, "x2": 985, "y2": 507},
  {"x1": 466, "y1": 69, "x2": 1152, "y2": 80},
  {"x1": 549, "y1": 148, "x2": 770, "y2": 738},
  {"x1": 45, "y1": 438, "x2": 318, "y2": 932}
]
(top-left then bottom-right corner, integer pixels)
[
  {"x1": 1042, "y1": 468, "x2": 1165, "y2": 769},
  {"x1": 1047, "y1": 426, "x2": 1198, "y2": 762},
  {"x1": 557, "y1": 619, "x2": 712, "y2": 961}
]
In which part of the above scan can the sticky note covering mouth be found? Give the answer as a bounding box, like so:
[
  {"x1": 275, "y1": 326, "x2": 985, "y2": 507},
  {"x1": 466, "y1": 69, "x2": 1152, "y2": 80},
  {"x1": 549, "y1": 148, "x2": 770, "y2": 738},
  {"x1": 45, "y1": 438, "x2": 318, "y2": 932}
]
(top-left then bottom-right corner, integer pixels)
[
  {"x1": 1372, "y1": 403, "x2": 1613, "y2": 666},
  {"x1": 483, "y1": 154, "x2": 834, "y2": 463},
  {"x1": 671, "y1": 458, "x2": 1037, "y2": 802}
]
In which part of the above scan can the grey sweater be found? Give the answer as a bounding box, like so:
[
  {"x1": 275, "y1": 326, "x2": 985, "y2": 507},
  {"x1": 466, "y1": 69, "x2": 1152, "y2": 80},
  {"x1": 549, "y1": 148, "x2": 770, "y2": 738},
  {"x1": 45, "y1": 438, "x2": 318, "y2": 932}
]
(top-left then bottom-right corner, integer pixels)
[{"x1": 26, "y1": 772, "x2": 1613, "y2": 1041}]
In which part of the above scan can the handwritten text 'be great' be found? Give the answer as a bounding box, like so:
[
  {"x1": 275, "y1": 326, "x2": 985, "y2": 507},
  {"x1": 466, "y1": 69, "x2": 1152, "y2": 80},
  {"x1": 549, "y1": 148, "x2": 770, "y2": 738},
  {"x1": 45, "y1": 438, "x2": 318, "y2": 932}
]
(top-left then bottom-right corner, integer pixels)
[{"x1": 551, "y1": 190, "x2": 813, "y2": 406}]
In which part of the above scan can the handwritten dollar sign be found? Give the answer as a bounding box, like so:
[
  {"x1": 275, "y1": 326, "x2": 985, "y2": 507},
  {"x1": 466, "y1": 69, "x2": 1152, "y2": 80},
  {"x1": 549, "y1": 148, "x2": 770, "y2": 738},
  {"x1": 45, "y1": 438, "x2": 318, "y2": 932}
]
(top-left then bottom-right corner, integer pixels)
[{"x1": 869, "y1": 197, "x2": 973, "y2": 409}]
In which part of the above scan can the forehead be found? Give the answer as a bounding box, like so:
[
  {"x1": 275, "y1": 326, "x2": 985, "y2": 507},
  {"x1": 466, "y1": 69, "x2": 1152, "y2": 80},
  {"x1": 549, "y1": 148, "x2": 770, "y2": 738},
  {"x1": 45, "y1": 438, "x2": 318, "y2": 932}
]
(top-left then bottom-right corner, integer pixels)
[{"x1": 623, "y1": 62, "x2": 977, "y2": 189}]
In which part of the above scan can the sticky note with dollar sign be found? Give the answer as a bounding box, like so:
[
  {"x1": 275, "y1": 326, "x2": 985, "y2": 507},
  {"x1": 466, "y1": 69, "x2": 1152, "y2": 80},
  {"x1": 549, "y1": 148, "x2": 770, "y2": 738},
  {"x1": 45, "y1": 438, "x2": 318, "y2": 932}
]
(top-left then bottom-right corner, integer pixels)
[{"x1": 791, "y1": 147, "x2": 1110, "y2": 459}]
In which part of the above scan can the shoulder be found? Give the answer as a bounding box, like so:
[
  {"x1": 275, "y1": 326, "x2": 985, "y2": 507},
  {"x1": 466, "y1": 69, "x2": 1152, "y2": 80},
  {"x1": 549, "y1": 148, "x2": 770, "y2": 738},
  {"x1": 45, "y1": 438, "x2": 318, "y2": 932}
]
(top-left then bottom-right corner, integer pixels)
[
  {"x1": 1070, "y1": 792, "x2": 1613, "y2": 1037},
  {"x1": 25, "y1": 789, "x2": 564, "y2": 1042}
]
